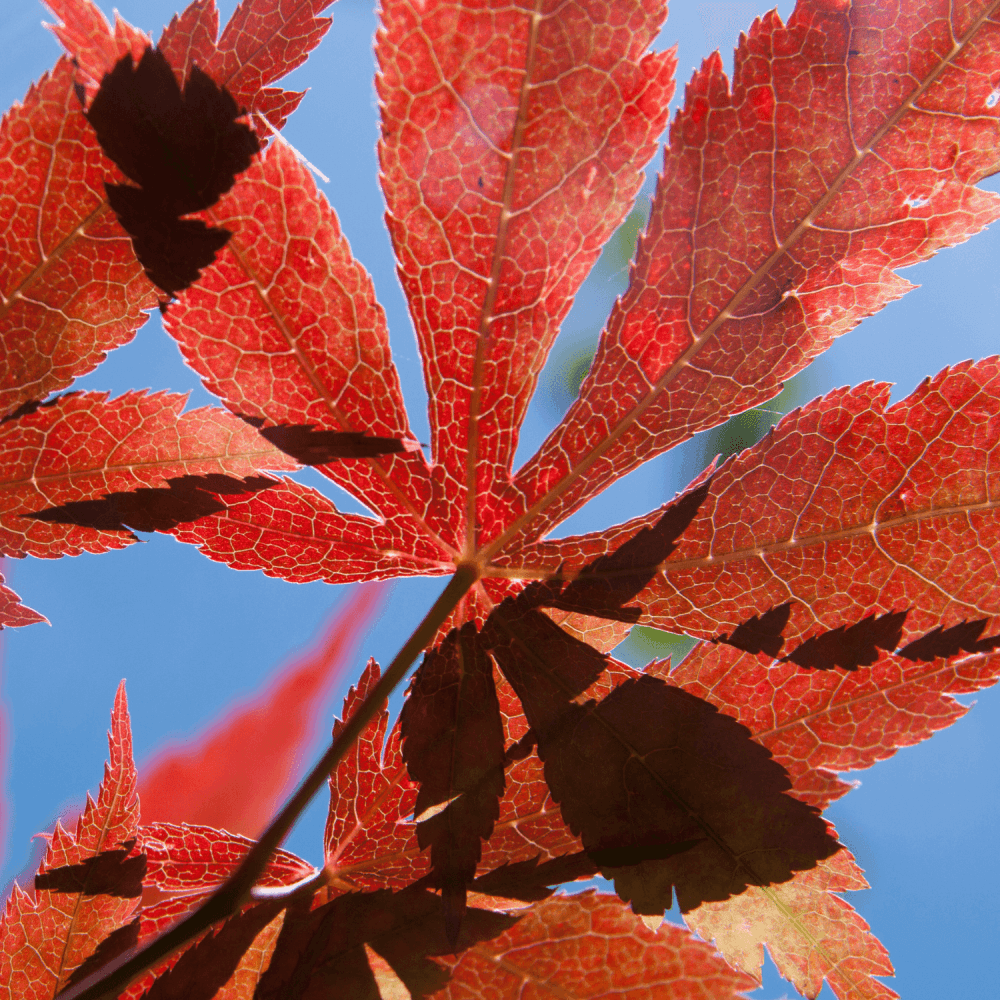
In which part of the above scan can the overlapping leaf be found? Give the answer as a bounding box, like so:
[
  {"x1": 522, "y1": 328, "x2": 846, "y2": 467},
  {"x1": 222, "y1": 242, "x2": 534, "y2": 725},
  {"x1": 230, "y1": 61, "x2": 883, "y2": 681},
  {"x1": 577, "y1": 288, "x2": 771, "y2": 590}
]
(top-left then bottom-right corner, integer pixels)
[
  {"x1": 0, "y1": 683, "x2": 142, "y2": 996},
  {"x1": 0, "y1": 390, "x2": 295, "y2": 558},
  {"x1": 685, "y1": 849, "x2": 896, "y2": 1000},
  {"x1": 400, "y1": 622, "x2": 506, "y2": 940},
  {"x1": 484, "y1": 589, "x2": 838, "y2": 917}
]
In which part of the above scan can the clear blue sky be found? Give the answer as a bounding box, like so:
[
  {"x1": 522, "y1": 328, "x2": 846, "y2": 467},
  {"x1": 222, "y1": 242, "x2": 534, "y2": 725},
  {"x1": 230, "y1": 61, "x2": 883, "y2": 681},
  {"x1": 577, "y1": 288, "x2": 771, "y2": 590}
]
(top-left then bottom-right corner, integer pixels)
[{"x1": 1, "y1": 1, "x2": 998, "y2": 997}]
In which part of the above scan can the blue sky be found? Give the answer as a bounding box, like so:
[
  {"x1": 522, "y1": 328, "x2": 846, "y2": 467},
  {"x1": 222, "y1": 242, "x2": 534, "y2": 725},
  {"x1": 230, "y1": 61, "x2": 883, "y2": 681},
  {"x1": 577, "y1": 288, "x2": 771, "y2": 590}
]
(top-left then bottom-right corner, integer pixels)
[{"x1": 1, "y1": 1, "x2": 999, "y2": 997}]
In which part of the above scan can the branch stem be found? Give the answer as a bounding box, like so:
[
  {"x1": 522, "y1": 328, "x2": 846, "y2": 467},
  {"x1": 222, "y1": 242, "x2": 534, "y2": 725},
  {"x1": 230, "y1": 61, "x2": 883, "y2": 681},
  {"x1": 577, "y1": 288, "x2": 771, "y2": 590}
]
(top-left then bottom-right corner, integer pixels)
[{"x1": 59, "y1": 566, "x2": 478, "y2": 1000}]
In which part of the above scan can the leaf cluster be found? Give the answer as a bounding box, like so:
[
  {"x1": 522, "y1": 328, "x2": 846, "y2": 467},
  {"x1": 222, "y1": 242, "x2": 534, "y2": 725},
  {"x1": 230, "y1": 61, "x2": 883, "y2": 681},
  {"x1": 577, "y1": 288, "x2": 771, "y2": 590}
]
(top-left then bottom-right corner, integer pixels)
[{"x1": 2, "y1": 0, "x2": 1000, "y2": 997}]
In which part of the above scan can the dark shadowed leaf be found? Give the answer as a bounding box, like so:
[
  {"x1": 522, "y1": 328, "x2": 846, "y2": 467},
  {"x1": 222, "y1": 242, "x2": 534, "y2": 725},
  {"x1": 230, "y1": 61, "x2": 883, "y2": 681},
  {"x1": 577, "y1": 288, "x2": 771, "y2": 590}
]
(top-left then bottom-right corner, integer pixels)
[
  {"x1": 254, "y1": 888, "x2": 518, "y2": 1000},
  {"x1": 138, "y1": 900, "x2": 285, "y2": 1000},
  {"x1": 784, "y1": 611, "x2": 908, "y2": 671},
  {"x1": 488, "y1": 588, "x2": 837, "y2": 916},
  {"x1": 714, "y1": 603, "x2": 793, "y2": 658},
  {"x1": 33, "y1": 847, "x2": 145, "y2": 898},
  {"x1": 531, "y1": 674, "x2": 837, "y2": 915},
  {"x1": 86, "y1": 47, "x2": 258, "y2": 215},
  {"x1": 86, "y1": 46, "x2": 259, "y2": 294},
  {"x1": 257, "y1": 424, "x2": 409, "y2": 465},
  {"x1": 897, "y1": 618, "x2": 1000, "y2": 662},
  {"x1": 539, "y1": 482, "x2": 710, "y2": 623},
  {"x1": 401, "y1": 623, "x2": 506, "y2": 945},
  {"x1": 25, "y1": 473, "x2": 277, "y2": 535},
  {"x1": 104, "y1": 185, "x2": 231, "y2": 297}
]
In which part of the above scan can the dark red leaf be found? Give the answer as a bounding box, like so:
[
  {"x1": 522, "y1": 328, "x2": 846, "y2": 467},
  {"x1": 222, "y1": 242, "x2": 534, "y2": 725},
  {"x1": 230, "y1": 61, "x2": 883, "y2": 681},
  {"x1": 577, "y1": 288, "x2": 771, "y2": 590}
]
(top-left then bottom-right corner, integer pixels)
[
  {"x1": 136, "y1": 900, "x2": 285, "y2": 1000},
  {"x1": 783, "y1": 610, "x2": 908, "y2": 671},
  {"x1": 485, "y1": 594, "x2": 837, "y2": 916},
  {"x1": 33, "y1": 848, "x2": 145, "y2": 898},
  {"x1": 63, "y1": 917, "x2": 140, "y2": 991},
  {"x1": 86, "y1": 47, "x2": 259, "y2": 295},
  {"x1": 256, "y1": 424, "x2": 411, "y2": 465},
  {"x1": 254, "y1": 888, "x2": 518, "y2": 1000},
  {"x1": 538, "y1": 481, "x2": 710, "y2": 623},
  {"x1": 86, "y1": 48, "x2": 258, "y2": 216},
  {"x1": 104, "y1": 186, "x2": 232, "y2": 298},
  {"x1": 400, "y1": 623, "x2": 506, "y2": 944},
  {"x1": 24, "y1": 473, "x2": 277, "y2": 536},
  {"x1": 667, "y1": 636, "x2": 1000, "y2": 812},
  {"x1": 897, "y1": 618, "x2": 1000, "y2": 662},
  {"x1": 713, "y1": 603, "x2": 794, "y2": 658}
]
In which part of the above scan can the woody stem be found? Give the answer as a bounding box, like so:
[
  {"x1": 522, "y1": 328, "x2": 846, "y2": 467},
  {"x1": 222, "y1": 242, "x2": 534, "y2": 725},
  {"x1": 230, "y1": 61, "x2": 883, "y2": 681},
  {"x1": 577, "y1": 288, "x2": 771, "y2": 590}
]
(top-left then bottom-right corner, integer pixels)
[{"x1": 59, "y1": 565, "x2": 479, "y2": 1000}]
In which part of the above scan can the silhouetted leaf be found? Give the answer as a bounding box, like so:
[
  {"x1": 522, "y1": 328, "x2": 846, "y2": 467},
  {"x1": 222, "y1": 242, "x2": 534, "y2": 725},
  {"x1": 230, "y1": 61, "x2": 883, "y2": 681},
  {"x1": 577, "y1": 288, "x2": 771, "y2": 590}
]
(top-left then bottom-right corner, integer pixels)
[
  {"x1": 785, "y1": 611, "x2": 908, "y2": 671},
  {"x1": 86, "y1": 46, "x2": 259, "y2": 294},
  {"x1": 714, "y1": 602, "x2": 793, "y2": 658},
  {"x1": 24, "y1": 473, "x2": 277, "y2": 535},
  {"x1": 86, "y1": 47, "x2": 258, "y2": 215},
  {"x1": 34, "y1": 847, "x2": 145, "y2": 898},
  {"x1": 486, "y1": 591, "x2": 837, "y2": 916},
  {"x1": 104, "y1": 185, "x2": 231, "y2": 297},
  {"x1": 897, "y1": 618, "x2": 1000, "y2": 662},
  {"x1": 257, "y1": 424, "x2": 409, "y2": 464},
  {"x1": 401, "y1": 623, "x2": 506, "y2": 946},
  {"x1": 467, "y1": 852, "x2": 600, "y2": 903},
  {"x1": 254, "y1": 888, "x2": 518, "y2": 1000},
  {"x1": 539, "y1": 482, "x2": 710, "y2": 623},
  {"x1": 139, "y1": 900, "x2": 285, "y2": 1000}
]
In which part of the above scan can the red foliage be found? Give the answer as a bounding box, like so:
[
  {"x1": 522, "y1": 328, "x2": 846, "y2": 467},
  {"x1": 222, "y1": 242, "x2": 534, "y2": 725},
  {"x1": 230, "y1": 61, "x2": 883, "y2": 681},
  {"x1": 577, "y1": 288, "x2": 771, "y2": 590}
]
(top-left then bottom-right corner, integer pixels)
[
  {"x1": 3, "y1": 0, "x2": 1000, "y2": 996},
  {"x1": 138, "y1": 584, "x2": 384, "y2": 837}
]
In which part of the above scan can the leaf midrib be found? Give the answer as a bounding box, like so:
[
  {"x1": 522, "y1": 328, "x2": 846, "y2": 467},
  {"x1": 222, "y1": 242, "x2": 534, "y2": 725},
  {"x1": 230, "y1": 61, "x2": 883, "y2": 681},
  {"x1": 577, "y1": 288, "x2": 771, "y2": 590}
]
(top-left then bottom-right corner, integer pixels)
[
  {"x1": 483, "y1": 493, "x2": 1000, "y2": 586},
  {"x1": 463, "y1": 0, "x2": 545, "y2": 557}
]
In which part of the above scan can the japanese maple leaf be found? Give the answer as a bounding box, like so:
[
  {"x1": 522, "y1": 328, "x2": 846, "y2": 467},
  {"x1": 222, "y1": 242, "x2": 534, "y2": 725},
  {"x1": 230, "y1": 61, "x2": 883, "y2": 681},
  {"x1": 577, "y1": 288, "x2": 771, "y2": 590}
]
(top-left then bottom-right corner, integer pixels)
[
  {"x1": 0, "y1": 0, "x2": 333, "y2": 418},
  {"x1": 6, "y1": 0, "x2": 1000, "y2": 997}
]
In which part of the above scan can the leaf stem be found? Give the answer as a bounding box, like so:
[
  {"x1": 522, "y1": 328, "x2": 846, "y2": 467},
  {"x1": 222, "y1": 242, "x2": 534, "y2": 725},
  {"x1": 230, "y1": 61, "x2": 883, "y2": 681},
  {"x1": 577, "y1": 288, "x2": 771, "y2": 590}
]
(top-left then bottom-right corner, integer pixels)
[{"x1": 58, "y1": 566, "x2": 478, "y2": 1000}]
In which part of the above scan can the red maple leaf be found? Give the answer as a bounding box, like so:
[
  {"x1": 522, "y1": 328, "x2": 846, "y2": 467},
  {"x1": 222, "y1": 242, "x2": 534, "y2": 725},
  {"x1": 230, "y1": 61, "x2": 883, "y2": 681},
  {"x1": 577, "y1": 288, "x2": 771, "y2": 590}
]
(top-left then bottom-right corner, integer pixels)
[{"x1": 4, "y1": 0, "x2": 1000, "y2": 997}]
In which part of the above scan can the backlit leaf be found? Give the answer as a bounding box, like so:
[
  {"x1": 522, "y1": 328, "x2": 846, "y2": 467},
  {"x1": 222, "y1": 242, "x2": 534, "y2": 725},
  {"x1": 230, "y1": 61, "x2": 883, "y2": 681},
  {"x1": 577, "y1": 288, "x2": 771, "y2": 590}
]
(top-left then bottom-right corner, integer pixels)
[
  {"x1": 434, "y1": 891, "x2": 756, "y2": 1000},
  {"x1": 0, "y1": 684, "x2": 142, "y2": 996},
  {"x1": 0, "y1": 390, "x2": 295, "y2": 558}
]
